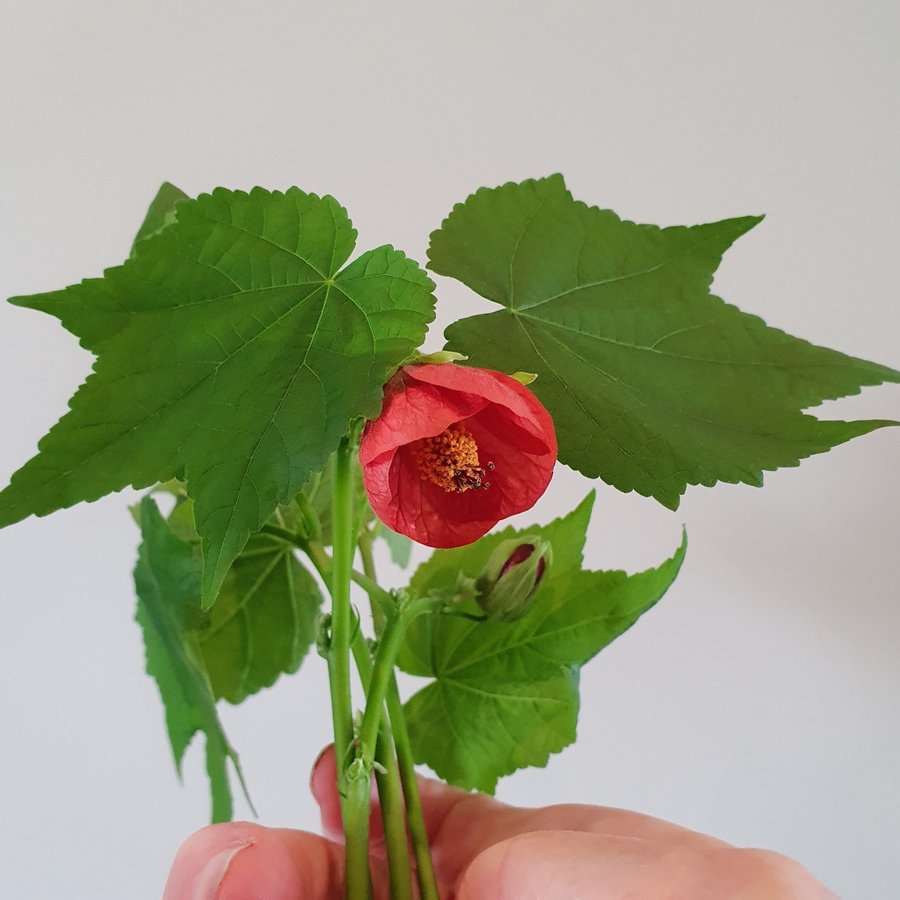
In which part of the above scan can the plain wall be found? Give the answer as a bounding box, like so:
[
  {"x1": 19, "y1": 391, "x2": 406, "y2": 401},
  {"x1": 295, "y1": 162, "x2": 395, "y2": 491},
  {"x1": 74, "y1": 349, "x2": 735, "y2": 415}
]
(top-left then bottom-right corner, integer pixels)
[{"x1": 1, "y1": 2, "x2": 897, "y2": 897}]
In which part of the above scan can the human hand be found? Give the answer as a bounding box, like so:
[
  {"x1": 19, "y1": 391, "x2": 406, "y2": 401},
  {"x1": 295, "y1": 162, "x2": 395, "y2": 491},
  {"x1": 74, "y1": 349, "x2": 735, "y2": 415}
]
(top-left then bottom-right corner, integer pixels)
[{"x1": 163, "y1": 746, "x2": 835, "y2": 899}]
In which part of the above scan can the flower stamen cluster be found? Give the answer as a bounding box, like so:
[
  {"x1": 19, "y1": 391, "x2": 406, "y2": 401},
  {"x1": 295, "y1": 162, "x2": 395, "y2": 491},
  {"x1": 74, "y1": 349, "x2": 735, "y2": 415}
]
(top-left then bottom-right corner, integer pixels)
[{"x1": 412, "y1": 423, "x2": 494, "y2": 493}]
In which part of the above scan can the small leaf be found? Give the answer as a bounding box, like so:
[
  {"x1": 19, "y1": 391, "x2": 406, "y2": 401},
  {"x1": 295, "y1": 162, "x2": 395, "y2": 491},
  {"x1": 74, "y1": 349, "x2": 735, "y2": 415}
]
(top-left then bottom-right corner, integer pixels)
[
  {"x1": 0, "y1": 187, "x2": 435, "y2": 606},
  {"x1": 432, "y1": 175, "x2": 899, "y2": 509},
  {"x1": 399, "y1": 494, "x2": 686, "y2": 792},
  {"x1": 133, "y1": 497, "x2": 246, "y2": 822},
  {"x1": 380, "y1": 526, "x2": 413, "y2": 568}
]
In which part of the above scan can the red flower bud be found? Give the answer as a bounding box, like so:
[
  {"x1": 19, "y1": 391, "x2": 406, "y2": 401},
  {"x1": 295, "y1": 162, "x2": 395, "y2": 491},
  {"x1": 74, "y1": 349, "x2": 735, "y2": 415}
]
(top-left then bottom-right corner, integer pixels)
[
  {"x1": 360, "y1": 363, "x2": 557, "y2": 548},
  {"x1": 476, "y1": 536, "x2": 552, "y2": 621}
]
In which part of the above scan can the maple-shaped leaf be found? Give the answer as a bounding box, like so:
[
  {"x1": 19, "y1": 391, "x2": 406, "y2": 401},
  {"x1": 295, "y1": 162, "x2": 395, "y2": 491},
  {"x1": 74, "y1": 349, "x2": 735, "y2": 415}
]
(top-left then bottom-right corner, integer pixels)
[
  {"x1": 399, "y1": 494, "x2": 686, "y2": 792},
  {"x1": 0, "y1": 186, "x2": 435, "y2": 605},
  {"x1": 134, "y1": 497, "x2": 250, "y2": 822},
  {"x1": 135, "y1": 496, "x2": 322, "y2": 819},
  {"x1": 432, "y1": 175, "x2": 898, "y2": 509}
]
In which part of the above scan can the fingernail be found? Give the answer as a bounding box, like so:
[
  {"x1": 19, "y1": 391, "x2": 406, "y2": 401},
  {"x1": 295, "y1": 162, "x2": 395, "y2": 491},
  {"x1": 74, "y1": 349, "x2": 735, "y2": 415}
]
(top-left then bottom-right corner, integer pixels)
[{"x1": 191, "y1": 841, "x2": 252, "y2": 900}]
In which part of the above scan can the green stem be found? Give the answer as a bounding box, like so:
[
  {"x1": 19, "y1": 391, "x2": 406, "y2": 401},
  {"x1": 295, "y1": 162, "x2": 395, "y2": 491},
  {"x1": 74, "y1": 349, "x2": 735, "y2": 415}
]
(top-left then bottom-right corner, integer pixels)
[
  {"x1": 302, "y1": 522, "x2": 411, "y2": 900},
  {"x1": 288, "y1": 517, "x2": 430, "y2": 900},
  {"x1": 386, "y1": 676, "x2": 440, "y2": 900},
  {"x1": 358, "y1": 597, "x2": 433, "y2": 766},
  {"x1": 351, "y1": 634, "x2": 414, "y2": 900},
  {"x1": 358, "y1": 530, "x2": 385, "y2": 635},
  {"x1": 296, "y1": 490, "x2": 322, "y2": 541},
  {"x1": 327, "y1": 437, "x2": 369, "y2": 900},
  {"x1": 265, "y1": 526, "x2": 393, "y2": 621},
  {"x1": 345, "y1": 596, "x2": 434, "y2": 899},
  {"x1": 356, "y1": 533, "x2": 439, "y2": 900}
]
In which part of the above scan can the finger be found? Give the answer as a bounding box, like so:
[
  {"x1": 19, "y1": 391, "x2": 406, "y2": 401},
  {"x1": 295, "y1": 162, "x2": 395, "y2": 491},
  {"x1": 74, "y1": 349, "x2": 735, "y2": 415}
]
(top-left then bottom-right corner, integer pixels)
[
  {"x1": 162, "y1": 821, "x2": 344, "y2": 900},
  {"x1": 310, "y1": 745, "x2": 727, "y2": 889},
  {"x1": 458, "y1": 831, "x2": 838, "y2": 900}
]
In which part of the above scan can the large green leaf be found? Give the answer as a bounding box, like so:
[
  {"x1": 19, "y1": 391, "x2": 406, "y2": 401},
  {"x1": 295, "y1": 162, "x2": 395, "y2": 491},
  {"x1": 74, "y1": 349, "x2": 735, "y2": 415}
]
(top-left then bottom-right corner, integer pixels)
[
  {"x1": 399, "y1": 494, "x2": 686, "y2": 792},
  {"x1": 134, "y1": 497, "x2": 247, "y2": 822},
  {"x1": 0, "y1": 186, "x2": 435, "y2": 605},
  {"x1": 433, "y1": 175, "x2": 898, "y2": 509}
]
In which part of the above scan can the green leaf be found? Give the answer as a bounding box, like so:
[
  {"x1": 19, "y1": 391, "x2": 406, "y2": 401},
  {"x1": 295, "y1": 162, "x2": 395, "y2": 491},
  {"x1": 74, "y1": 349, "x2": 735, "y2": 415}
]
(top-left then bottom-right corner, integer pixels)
[
  {"x1": 379, "y1": 525, "x2": 413, "y2": 568},
  {"x1": 134, "y1": 495, "x2": 322, "y2": 818},
  {"x1": 399, "y1": 494, "x2": 686, "y2": 792},
  {"x1": 0, "y1": 187, "x2": 435, "y2": 606},
  {"x1": 131, "y1": 181, "x2": 189, "y2": 252},
  {"x1": 203, "y1": 531, "x2": 323, "y2": 704},
  {"x1": 433, "y1": 175, "x2": 899, "y2": 509},
  {"x1": 167, "y1": 498, "x2": 324, "y2": 704},
  {"x1": 134, "y1": 496, "x2": 247, "y2": 822}
]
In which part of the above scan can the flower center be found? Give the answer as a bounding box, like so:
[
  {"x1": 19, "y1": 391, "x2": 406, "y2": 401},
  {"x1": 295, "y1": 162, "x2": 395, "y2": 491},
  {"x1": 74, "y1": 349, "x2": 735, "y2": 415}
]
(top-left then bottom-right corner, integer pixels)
[{"x1": 413, "y1": 422, "x2": 493, "y2": 493}]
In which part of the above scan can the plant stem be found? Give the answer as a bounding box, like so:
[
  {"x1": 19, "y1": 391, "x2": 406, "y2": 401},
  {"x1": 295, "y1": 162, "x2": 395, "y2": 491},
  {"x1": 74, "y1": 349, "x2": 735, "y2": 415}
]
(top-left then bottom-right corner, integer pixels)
[
  {"x1": 357, "y1": 533, "x2": 440, "y2": 900},
  {"x1": 351, "y1": 634, "x2": 414, "y2": 900},
  {"x1": 358, "y1": 597, "x2": 433, "y2": 765},
  {"x1": 386, "y1": 675, "x2": 441, "y2": 900},
  {"x1": 327, "y1": 437, "x2": 369, "y2": 899},
  {"x1": 289, "y1": 513, "x2": 433, "y2": 900},
  {"x1": 358, "y1": 530, "x2": 385, "y2": 635},
  {"x1": 346, "y1": 596, "x2": 434, "y2": 899},
  {"x1": 294, "y1": 510, "x2": 411, "y2": 899}
]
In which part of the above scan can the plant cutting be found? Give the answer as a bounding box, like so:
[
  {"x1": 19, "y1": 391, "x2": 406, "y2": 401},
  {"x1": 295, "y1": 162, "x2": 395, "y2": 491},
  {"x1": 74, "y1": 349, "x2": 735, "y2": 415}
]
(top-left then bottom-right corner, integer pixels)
[{"x1": 0, "y1": 174, "x2": 895, "y2": 898}]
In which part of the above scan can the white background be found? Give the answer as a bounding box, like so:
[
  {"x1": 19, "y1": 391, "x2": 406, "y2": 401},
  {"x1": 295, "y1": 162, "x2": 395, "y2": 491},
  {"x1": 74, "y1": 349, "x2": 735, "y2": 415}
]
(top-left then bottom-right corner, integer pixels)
[{"x1": 1, "y1": 2, "x2": 897, "y2": 898}]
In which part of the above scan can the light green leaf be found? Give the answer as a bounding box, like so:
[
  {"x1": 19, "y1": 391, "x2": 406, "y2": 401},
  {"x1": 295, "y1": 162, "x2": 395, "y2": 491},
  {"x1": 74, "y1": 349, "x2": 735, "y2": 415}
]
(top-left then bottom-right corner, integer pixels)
[
  {"x1": 131, "y1": 181, "x2": 189, "y2": 252},
  {"x1": 399, "y1": 494, "x2": 686, "y2": 792},
  {"x1": 134, "y1": 497, "x2": 247, "y2": 822},
  {"x1": 0, "y1": 187, "x2": 435, "y2": 606},
  {"x1": 433, "y1": 175, "x2": 898, "y2": 509},
  {"x1": 380, "y1": 525, "x2": 413, "y2": 568}
]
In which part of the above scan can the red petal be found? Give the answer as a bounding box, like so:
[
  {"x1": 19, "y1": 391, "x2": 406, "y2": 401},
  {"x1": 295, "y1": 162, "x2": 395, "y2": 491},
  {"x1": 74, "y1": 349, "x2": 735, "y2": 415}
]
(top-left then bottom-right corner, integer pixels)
[
  {"x1": 405, "y1": 364, "x2": 556, "y2": 451},
  {"x1": 466, "y1": 408, "x2": 555, "y2": 518},
  {"x1": 359, "y1": 375, "x2": 489, "y2": 465}
]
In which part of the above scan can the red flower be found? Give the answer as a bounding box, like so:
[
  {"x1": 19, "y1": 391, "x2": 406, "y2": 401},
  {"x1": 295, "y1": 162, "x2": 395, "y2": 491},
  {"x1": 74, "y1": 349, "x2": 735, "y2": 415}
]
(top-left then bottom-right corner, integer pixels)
[{"x1": 360, "y1": 363, "x2": 557, "y2": 548}]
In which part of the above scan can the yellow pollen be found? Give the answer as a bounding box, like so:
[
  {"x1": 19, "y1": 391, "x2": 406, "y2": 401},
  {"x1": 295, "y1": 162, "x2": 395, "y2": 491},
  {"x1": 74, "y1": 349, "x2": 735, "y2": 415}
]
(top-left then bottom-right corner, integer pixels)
[{"x1": 413, "y1": 423, "x2": 493, "y2": 493}]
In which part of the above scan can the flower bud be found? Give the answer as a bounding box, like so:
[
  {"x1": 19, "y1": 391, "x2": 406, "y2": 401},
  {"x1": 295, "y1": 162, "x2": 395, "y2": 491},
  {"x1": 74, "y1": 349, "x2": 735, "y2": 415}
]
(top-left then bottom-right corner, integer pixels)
[{"x1": 475, "y1": 535, "x2": 552, "y2": 621}]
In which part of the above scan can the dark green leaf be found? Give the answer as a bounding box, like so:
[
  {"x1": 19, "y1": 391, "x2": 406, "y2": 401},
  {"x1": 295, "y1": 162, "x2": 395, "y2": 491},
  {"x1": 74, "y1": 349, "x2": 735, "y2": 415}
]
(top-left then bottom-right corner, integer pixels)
[
  {"x1": 399, "y1": 494, "x2": 686, "y2": 792},
  {"x1": 1, "y1": 187, "x2": 435, "y2": 606},
  {"x1": 433, "y1": 175, "x2": 898, "y2": 509}
]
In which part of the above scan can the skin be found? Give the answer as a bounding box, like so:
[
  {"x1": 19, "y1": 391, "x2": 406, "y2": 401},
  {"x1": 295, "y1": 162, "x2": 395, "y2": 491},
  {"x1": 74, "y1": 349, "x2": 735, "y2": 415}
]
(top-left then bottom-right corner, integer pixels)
[{"x1": 163, "y1": 747, "x2": 837, "y2": 900}]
